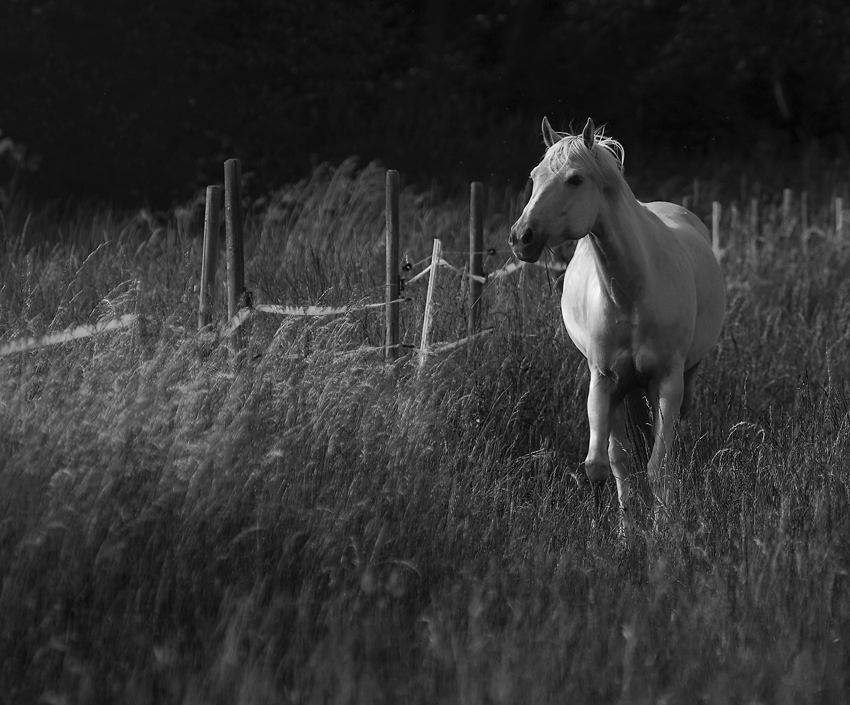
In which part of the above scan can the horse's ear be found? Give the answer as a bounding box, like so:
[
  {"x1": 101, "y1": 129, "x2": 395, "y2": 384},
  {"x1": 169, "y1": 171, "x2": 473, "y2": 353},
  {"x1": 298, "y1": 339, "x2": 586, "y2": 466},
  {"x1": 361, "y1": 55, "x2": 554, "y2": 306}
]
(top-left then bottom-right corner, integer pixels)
[
  {"x1": 541, "y1": 117, "x2": 559, "y2": 148},
  {"x1": 582, "y1": 118, "x2": 595, "y2": 150}
]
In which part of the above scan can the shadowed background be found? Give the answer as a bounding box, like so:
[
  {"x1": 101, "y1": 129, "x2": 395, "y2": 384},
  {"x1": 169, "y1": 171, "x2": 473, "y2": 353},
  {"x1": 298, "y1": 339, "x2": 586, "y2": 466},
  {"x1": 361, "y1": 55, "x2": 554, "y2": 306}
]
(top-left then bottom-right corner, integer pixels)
[{"x1": 1, "y1": 0, "x2": 849, "y2": 207}]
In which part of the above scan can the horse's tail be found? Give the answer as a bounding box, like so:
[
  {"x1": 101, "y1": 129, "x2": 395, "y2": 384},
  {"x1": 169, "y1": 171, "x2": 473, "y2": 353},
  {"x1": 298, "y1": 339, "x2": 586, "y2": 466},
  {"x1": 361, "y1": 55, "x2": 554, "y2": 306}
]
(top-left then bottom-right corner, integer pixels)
[{"x1": 624, "y1": 389, "x2": 652, "y2": 474}]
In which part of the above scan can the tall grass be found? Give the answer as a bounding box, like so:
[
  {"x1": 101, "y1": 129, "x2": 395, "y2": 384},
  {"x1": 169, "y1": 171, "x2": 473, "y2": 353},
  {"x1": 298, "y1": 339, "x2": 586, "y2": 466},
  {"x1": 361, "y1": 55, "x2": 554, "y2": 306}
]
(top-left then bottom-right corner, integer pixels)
[{"x1": 1, "y1": 160, "x2": 850, "y2": 703}]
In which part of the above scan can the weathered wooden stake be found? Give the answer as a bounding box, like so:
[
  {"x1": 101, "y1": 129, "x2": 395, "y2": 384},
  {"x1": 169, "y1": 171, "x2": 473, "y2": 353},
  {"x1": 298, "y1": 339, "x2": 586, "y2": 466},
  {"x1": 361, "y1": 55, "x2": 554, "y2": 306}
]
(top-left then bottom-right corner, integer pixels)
[
  {"x1": 133, "y1": 277, "x2": 146, "y2": 352},
  {"x1": 782, "y1": 188, "x2": 793, "y2": 234},
  {"x1": 749, "y1": 198, "x2": 759, "y2": 235},
  {"x1": 711, "y1": 201, "x2": 721, "y2": 260},
  {"x1": 419, "y1": 238, "x2": 442, "y2": 372},
  {"x1": 519, "y1": 261, "x2": 529, "y2": 331},
  {"x1": 198, "y1": 184, "x2": 222, "y2": 330},
  {"x1": 224, "y1": 158, "x2": 244, "y2": 352},
  {"x1": 385, "y1": 170, "x2": 401, "y2": 361},
  {"x1": 468, "y1": 182, "x2": 484, "y2": 338},
  {"x1": 801, "y1": 191, "x2": 808, "y2": 232},
  {"x1": 748, "y1": 198, "x2": 759, "y2": 266},
  {"x1": 730, "y1": 203, "x2": 740, "y2": 252},
  {"x1": 801, "y1": 190, "x2": 809, "y2": 255}
]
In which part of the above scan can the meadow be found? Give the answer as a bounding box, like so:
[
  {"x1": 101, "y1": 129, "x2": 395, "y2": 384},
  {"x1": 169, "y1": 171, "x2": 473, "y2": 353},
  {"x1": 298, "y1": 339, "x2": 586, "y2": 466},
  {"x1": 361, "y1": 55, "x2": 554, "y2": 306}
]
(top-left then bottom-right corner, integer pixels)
[{"x1": 1, "y1": 158, "x2": 850, "y2": 703}]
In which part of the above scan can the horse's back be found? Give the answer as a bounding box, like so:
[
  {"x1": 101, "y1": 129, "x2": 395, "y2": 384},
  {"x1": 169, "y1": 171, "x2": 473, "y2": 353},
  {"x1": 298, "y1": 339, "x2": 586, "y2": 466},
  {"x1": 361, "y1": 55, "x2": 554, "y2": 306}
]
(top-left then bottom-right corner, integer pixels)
[{"x1": 644, "y1": 201, "x2": 711, "y2": 245}]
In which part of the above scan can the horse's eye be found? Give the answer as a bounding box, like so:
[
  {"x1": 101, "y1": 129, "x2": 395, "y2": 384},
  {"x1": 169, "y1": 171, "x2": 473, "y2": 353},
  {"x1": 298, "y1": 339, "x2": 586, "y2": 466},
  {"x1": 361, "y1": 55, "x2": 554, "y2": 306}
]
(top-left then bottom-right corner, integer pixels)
[{"x1": 566, "y1": 174, "x2": 583, "y2": 186}]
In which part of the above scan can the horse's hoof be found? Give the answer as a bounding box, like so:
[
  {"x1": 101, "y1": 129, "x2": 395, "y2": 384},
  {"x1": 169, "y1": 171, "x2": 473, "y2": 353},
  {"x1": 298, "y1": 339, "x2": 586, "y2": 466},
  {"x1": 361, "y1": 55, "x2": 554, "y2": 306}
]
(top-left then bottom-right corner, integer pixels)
[{"x1": 583, "y1": 458, "x2": 610, "y2": 484}]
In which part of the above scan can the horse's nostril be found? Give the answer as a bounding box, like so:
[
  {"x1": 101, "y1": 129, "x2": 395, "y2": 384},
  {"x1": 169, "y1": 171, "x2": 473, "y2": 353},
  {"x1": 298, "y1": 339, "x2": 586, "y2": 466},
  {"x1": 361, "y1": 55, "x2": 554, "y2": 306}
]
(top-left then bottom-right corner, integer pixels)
[{"x1": 520, "y1": 228, "x2": 534, "y2": 245}]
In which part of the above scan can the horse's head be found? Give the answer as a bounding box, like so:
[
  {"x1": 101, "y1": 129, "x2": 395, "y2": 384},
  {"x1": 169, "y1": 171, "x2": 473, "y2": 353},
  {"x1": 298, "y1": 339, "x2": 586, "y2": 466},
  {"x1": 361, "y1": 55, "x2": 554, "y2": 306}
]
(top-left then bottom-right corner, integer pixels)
[{"x1": 510, "y1": 117, "x2": 622, "y2": 262}]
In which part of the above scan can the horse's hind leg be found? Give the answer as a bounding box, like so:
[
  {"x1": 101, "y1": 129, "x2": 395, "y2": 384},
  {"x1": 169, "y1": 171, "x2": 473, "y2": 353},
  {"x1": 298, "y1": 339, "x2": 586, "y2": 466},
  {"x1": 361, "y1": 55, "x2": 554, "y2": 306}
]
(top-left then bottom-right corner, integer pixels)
[
  {"x1": 647, "y1": 371, "x2": 685, "y2": 518},
  {"x1": 680, "y1": 362, "x2": 701, "y2": 418},
  {"x1": 677, "y1": 362, "x2": 701, "y2": 448}
]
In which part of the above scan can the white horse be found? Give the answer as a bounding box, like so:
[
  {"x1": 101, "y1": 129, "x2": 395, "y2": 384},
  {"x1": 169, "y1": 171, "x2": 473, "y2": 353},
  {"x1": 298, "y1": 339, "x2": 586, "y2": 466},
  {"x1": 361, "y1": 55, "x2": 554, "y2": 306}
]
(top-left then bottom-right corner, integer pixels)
[{"x1": 510, "y1": 118, "x2": 725, "y2": 529}]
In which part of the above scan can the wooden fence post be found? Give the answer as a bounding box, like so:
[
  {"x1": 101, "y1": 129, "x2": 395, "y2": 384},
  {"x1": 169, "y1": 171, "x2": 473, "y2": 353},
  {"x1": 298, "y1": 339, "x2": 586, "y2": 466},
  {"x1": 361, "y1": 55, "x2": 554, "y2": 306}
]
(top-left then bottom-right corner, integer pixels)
[
  {"x1": 419, "y1": 238, "x2": 442, "y2": 372},
  {"x1": 782, "y1": 188, "x2": 792, "y2": 234},
  {"x1": 730, "y1": 203, "x2": 740, "y2": 252},
  {"x1": 801, "y1": 190, "x2": 809, "y2": 255},
  {"x1": 198, "y1": 184, "x2": 221, "y2": 330},
  {"x1": 748, "y1": 198, "x2": 759, "y2": 266},
  {"x1": 133, "y1": 277, "x2": 146, "y2": 352},
  {"x1": 749, "y1": 198, "x2": 759, "y2": 235},
  {"x1": 224, "y1": 158, "x2": 244, "y2": 353},
  {"x1": 468, "y1": 182, "x2": 484, "y2": 338},
  {"x1": 711, "y1": 201, "x2": 721, "y2": 260},
  {"x1": 385, "y1": 170, "x2": 400, "y2": 361},
  {"x1": 801, "y1": 191, "x2": 808, "y2": 232}
]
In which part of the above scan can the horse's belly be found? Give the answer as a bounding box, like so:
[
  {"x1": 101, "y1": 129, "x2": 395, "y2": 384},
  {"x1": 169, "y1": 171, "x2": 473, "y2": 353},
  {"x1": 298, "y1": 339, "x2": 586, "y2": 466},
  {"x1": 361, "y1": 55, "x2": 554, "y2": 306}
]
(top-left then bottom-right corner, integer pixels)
[
  {"x1": 686, "y1": 257, "x2": 726, "y2": 368},
  {"x1": 561, "y1": 269, "x2": 700, "y2": 387}
]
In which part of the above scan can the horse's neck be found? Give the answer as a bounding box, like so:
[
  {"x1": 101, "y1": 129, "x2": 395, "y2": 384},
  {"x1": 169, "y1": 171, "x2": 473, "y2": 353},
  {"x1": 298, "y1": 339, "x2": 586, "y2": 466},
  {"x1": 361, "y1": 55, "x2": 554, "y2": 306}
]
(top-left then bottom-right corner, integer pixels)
[{"x1": 584, "y1": 191, "x2": 651, "y2": 307}]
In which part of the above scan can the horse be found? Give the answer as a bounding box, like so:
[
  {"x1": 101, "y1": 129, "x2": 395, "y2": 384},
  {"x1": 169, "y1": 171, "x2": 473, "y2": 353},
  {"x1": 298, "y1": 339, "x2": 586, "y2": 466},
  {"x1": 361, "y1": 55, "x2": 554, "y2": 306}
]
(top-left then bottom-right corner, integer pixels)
[{"x1": 509, "y1": 117, "x2": 726, "y2": 531}]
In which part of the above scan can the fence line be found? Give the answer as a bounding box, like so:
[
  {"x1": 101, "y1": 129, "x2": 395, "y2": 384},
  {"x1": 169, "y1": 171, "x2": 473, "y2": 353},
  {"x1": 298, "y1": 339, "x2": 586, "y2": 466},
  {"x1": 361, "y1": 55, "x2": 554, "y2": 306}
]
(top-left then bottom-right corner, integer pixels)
[
  {"x1": 429, "y1": 328, "x2": 493, "y2": 356},
  {"x1": 405, "y1": 263, "x2": 435, "y2": 285},
  {"x1": 0, "y1": 314, "x2": 139, "y2": 357},
  {"x1": 5, "y1": 168, "x2": 847, "y2": 361},
  {"x1": 221, "y1": 299, "x2": 409, "y2": 338},
  {"x1": 405, "y1": 255, "x2": 561, "y2": 287},
  {"x1": 195, "y1": 164, "x2": 576, "y2": 362},
  {"x1": 0, "y1": 251, "x2": 529, "y2": 360},
  {"x1": 432, "y1": 258, "x2": 487, "y2": 283},
  {"x1": 706, "y1": 190, "x2": 848, "y2": 259}
]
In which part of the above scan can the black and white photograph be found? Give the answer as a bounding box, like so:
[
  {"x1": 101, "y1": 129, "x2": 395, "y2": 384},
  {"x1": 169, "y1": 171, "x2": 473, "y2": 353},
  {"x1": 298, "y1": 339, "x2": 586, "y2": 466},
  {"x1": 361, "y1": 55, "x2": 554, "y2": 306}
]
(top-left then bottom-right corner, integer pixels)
[{"x1": 2, "y1": 1, "x2": 849, "y2": 702}]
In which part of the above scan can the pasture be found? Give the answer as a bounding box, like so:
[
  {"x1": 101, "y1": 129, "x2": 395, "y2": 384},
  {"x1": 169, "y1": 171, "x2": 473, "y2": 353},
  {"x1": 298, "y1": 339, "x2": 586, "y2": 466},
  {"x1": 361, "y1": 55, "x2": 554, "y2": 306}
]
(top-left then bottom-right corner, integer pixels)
[{"x1": 1, "y1": 158, "x2": 850, "y2": 703}]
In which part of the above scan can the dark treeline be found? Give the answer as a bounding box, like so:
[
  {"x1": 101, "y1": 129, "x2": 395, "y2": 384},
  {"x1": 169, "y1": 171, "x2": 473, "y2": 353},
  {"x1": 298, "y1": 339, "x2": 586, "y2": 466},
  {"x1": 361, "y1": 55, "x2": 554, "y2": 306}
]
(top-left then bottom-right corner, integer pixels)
[{"x1": 1, "y1": 0, "x2": 849, "y2": 208}]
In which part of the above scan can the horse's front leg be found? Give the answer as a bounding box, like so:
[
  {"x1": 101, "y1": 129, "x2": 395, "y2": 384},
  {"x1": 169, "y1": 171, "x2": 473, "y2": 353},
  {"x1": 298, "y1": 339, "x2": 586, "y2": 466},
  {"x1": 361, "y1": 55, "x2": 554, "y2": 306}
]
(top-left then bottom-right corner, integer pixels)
[
  {"x1": 647, "y1": 371, "x2": 685, "y2": 518},
  {"x1": 584, "y1": 369, "x2": 621, "y2": 484}
]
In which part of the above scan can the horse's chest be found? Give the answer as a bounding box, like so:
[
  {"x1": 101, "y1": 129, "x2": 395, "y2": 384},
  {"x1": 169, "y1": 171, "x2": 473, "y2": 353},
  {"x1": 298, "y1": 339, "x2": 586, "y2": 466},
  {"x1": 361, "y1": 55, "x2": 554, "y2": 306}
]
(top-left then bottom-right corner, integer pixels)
[{"x1": 561, "y1": 278, "x2": 634, "y2": 365}]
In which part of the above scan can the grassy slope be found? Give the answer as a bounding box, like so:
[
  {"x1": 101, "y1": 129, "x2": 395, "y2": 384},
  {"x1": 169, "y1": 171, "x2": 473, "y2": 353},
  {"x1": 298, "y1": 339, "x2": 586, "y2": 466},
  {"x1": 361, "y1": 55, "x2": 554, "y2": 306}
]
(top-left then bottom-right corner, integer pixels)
[{"x1": 1, "y1": 160, "x2": 850, "y2": 703}]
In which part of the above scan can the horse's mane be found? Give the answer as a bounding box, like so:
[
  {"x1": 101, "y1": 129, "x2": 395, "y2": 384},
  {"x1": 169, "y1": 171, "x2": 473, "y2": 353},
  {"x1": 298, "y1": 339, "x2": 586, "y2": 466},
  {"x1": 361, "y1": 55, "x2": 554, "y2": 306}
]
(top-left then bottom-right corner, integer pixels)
[{"x1": 542, "y1": 126, "x2": 626, "y2": 190}]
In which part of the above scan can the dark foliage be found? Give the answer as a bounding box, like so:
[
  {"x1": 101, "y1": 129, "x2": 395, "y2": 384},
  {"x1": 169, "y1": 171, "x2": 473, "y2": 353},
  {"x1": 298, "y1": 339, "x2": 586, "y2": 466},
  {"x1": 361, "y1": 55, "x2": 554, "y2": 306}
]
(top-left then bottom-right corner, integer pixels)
[{"x1": 1, "y1": 0, "x2": 849, "y2": 207}]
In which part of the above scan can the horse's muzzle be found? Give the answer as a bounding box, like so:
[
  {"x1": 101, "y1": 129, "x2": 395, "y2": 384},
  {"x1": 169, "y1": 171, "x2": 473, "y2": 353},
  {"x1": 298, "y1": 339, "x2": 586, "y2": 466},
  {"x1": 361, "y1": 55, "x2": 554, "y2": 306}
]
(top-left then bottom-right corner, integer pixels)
[
  {"x1": 509, "y1": 224, "x2": 546, "y2": 262},
  {"x1": 517, "y1": 227, "x2": 534, "y2": 246}
]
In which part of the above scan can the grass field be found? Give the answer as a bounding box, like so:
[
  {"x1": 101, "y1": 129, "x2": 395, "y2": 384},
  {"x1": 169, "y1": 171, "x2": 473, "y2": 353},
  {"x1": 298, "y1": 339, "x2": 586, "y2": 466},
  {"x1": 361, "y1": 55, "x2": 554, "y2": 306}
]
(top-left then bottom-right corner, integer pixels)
[{"x1": 1, "y1": 159, "x2": 850, "y2": 703}]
